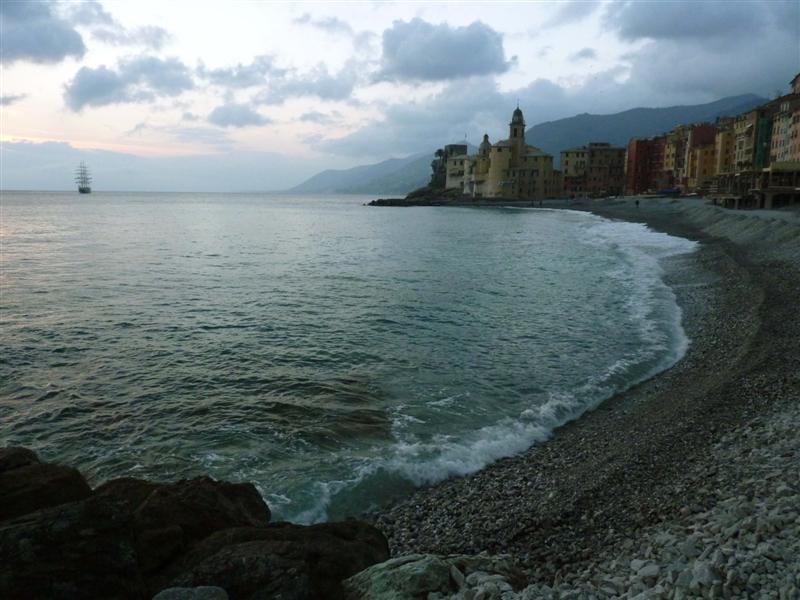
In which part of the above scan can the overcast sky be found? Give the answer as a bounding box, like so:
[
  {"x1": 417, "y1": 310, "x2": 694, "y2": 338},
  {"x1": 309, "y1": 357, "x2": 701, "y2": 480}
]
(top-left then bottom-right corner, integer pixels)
[{"x1": 2, "y1": 0, "x2": 798, "y2": 190}]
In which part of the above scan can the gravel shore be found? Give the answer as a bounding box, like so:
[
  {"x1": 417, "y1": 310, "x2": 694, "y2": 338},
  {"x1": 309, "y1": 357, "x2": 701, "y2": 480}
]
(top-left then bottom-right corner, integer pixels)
[{"x1": 372, "y1": 198, "x2": 800, "y2": 597}]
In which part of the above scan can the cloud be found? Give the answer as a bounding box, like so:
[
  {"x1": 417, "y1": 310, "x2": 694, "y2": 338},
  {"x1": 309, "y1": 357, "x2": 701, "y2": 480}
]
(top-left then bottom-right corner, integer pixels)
[
  {"x1": 293, "y1": 13, "x2": 354, "y2": 36},
  {"x1": 318, "y1": 59, "x2": 773, "y2": 160},
  {"x1": 182, "y1": 111, "x2": 200, "y2": 122},
  {"x1": 64, "y1": 56, "x2": 194, "y2": 111},
  {"x1": 199, "y1": 55, "x2": 286, "y2": 88},
  {"x1": 570, "y1": 47, "x2": 597, "y2": 61},
  {"x1": 317, "y1": 76, "x2": 582, "y2": 158},
  {"x1": 293, "y1": 13, "x2": 377, "y2": 51},
  {"x1": 0, "y1": 1, "x2": 86, "y2": 64},
  {"x1": 168, "y1": 126, "x2": 234, "y2": 148},
  {"x1": 542, "y1": 1, "x2": 602, "y2": 28},
  {"x1": 377, "y1": 18, "x2": 514, "y2": 81},
  {"x1": 604, "y1": 0, "x2": 776, "y2": 41},
  {"x1": 253, "y1": 62, "x2": 360, "y2": 104},
  {"x1": 66, "y1": 1, "x2": 170, "y2": 50},
  {"x1": 207, "y1": 103, "x2": 270, "y2": 128},
  {"x1": 606, "y1": 1, "x2": 798, "y2": 100},
  {"x1": 0, "y1": 94, "x2": 27, "y2": 106},
  {"x1": 91, "y1": 25, "x2": 170, "y2": 49},
  {"x1": 299, "y1": 111, "x2": 341, "y2": 125}
]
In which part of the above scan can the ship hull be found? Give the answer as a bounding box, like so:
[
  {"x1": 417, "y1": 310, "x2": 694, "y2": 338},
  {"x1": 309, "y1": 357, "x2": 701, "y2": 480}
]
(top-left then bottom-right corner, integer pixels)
[{"x1": 78, "y1": 187, "x2": 91, "y2": 194}]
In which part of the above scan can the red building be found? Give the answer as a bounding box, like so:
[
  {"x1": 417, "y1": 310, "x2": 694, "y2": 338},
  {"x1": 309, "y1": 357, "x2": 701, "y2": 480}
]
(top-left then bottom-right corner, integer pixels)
[{"x1": 625, "y1": 136, "x2": 666, "y2": 195}]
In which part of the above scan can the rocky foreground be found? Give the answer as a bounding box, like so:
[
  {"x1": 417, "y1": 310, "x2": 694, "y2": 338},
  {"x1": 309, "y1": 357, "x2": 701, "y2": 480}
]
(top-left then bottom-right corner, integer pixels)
[{"x1": 0, "y1": 447, "x2": 388, "y2": 599}]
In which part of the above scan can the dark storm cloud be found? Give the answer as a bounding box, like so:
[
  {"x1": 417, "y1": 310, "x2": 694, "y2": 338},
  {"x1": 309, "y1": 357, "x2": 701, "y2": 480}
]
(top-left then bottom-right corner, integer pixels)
[
  {"x1": 570, "y1": 47, "x2": 597, "y2": 61},
  {"x1": 1, "y1": 94, "x2": 27, "y2": 106},
  {"x1": 207, "y1": 103, "x2": 270, "y2": 128},
  {"x1": 604, "y1": 0, "x2": 768, "y2": 40},
  {"x1": 606, "y1": 0, "x2": 799, "y2": 100},
  {"x1": 542, "y1": 0, "x2": 602, "y2": 28},
  {"x1": 0, "y1": 1, "x2": 86, "y2": 64},
  {"x1": 64, "y1": 56, "x2": 194, "y2": 111},
  {"x1": 377, "y1": 18, "x2": 515, "y2": 81}
]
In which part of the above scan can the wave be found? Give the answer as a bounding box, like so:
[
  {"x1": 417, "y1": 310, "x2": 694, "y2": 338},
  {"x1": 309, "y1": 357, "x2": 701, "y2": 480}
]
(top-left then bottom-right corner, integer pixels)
[{"x1": 288, "y1": 214, "x2": 698, "y2": 524}]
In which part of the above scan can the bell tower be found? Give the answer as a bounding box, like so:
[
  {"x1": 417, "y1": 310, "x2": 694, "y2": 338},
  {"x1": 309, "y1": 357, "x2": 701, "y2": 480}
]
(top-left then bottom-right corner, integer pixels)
[
  {"x1": 509, "y1": 105, "x2": 525, "y2": 143},
  {"x1": 509, "y1": 105, "x2": 526, "y2": 162}
]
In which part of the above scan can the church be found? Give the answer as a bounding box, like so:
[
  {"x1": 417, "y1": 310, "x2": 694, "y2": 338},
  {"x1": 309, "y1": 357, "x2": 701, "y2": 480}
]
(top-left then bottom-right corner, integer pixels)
[{"x1": 443, "y1": 107, "x2": 561, "y2": 200}]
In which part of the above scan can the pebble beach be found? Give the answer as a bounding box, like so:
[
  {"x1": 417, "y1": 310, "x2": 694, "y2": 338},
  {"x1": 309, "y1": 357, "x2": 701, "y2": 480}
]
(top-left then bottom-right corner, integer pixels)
[{"x1": 371, "y1": 198, "x2": 800, "y2": 599}]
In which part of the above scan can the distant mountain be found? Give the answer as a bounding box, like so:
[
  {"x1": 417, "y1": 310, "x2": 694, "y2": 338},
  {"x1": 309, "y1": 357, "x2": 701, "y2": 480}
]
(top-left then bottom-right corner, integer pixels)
[
  {"x1": 288, "y1": 153, "x2": 431, "y2": 195},
  {"x1": 528, "y1": 94, "x2": 766, "y2": 166},
  {"x1": 290, "y1": 94, "x2": 768, "y2": 194}
]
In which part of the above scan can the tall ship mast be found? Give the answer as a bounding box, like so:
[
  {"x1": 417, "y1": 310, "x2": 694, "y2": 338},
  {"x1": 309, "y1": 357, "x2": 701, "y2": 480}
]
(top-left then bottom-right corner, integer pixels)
[{"x1": 75, "y1": 162, "x2": 92, "y2": 194}]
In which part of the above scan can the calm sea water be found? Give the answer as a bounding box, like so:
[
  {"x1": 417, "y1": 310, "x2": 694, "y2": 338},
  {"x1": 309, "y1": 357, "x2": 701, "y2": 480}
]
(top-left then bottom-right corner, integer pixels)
[{"x1": 0, "y1": 191, "x2": 696, "y2": 522}]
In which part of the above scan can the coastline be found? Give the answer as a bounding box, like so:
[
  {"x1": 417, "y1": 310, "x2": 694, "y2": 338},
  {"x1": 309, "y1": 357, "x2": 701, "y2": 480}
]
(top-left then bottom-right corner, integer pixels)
[{"x1": 371, "y1": 198, "x2": 800, "y2": 586}]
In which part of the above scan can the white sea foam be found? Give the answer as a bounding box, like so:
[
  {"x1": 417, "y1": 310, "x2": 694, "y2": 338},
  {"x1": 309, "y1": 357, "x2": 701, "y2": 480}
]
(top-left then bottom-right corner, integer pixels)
[{"x1": 293, "y1": 213, "x2": 699, "y2": 524}]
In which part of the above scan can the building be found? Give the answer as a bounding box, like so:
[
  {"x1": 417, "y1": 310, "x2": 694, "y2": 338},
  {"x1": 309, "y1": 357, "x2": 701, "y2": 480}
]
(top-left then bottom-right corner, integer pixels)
[
  {"x1": 663, "y1": 125, "x2": 690, "y2": 189},
  {"x1": 769, "y1": 94, "x2": 800, "y2": 164},
  {"x1": 560, "y1": 143, "x2": 625, "y2": 197},
  {"x1": 430, "y1": 143, "x2": 468, "y2": 189},
  {"x1": 453, "y1": 107, "x2": 560, "y2": 200},
  {"x1": 713, "y1": 120, "x2": 735, "y2": 175},
  {"x1": 680, "y1": 124, "x2": 716, "y2": 188},
  {"x1": 625, "y1": 136, "x2": 666, "y2": 195},
  {"x1": 686, "y1": 143, "x2": 717, "y2": 192}
]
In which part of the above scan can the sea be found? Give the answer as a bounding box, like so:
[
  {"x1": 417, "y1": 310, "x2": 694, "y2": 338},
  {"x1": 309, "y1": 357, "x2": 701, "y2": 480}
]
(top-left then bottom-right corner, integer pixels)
[{"x1": 0, "y1": 191, "x2": 697, "y2": 523}]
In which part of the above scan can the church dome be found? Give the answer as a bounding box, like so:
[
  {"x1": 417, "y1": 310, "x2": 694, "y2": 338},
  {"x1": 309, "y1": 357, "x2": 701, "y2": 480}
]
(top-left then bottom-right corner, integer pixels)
[
  {"x1": 511, "y1": 106, "x2": 524, "y2": 124},
  {"x1": 479, "y1": 133, "x2": 491, "y2": 154}
]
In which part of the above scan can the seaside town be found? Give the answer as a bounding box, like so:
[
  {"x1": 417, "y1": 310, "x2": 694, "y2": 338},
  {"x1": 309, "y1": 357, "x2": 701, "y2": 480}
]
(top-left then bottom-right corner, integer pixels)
[{"x1": 430, "y1": 71, "x2": 800, "y2": 210}]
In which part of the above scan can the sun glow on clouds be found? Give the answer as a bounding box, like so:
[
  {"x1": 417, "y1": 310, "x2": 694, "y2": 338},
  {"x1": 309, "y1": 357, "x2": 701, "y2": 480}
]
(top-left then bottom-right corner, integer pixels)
[{"x1": 1, "y1": 0, "x2": 797, "y2": 190}]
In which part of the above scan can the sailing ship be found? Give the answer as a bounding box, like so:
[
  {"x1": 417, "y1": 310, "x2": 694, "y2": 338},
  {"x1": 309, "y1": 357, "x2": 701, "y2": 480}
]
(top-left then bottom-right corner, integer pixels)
[{"x1": 75, "y1": 162, "x2": 92, "y2": 194}]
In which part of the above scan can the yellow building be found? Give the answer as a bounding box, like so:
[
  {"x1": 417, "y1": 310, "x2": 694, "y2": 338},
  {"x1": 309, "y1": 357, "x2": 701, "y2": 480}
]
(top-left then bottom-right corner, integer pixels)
[
  {"x1": 714, "y1": 126, "x2": 735, "y2": 175},
  {"x1": 459, "y1": 107, "x2": 558, "y2": 200},
  {"x1": 687, "y1": 144, "x2": 716, "y2": 191}
]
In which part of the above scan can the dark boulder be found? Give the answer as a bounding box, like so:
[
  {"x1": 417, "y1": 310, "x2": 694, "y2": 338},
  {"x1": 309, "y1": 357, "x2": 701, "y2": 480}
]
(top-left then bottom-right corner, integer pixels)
[
  {"x1": 133, "y1": 476, "x2": 270, "y2": 572},
  {"x1": 0, "y1": 449, "x2": 91, "y2": 522},
  {"x1": 0, "y1": 447, "x2": 40, "y2": 472},
  {"x1": 159, "y1": 521, "x2": 390, "y2": 600},
  {"x1": 0, "y1": 494, "x2": 146, "y2": 599},
  {"x1": 0, "y1": 449, "x2": 389, "y2": 600}
]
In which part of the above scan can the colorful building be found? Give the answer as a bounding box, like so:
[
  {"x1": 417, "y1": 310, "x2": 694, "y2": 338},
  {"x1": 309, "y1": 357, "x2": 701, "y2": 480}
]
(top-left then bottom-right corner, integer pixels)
[
  {"x1": 625, "y1": 136, "x2": 666, "y2": 195},
  {"x1": 560, "y1": 143, "x2": 625, "y2": 197}
]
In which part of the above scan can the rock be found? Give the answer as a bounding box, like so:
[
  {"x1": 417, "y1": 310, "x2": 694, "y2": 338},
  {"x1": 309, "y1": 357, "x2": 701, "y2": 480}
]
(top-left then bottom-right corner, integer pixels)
[
  {"x1": 0, "y1": 453, "x2": 92, "y2": 521},
  {"x1": 152, "y1": 586, "x2": 229, "y2": 600},
  {"x1": 343, "y1": 553, "x2": 525, "y2": 600},
  {"x1": 0, "y1": 494, "x2": 147, "y2": 599},
  {"x1": 94, "y1": 477, "x2": 161, "y2": 508},
  {"x1": 165, "y1": 521, "x2": 389, "y2": 600},
  {"x1": 0, "y1": 447, "x2": 40, "y2": 472},
  {"x1": 690, "y1": 560, "x2": 721, "y2": 590},
  {"x1": 135, "y1": 476, "x2": 270, "y2": 544},
  {"x1": 450, "y1": 564, "x2": 466, "y2": 589},
  {"x1": 133, "y1": 476, "x2": 271, "y2": 573},
  {"x1": 638, "y1": 563, "x2": 660, "y2": 580}
]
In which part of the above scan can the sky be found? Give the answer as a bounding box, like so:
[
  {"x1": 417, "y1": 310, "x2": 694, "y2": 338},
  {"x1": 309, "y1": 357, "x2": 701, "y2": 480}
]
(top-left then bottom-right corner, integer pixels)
[{"x1": 1, "y1": 0, "x2": 798, "y2": 191}]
